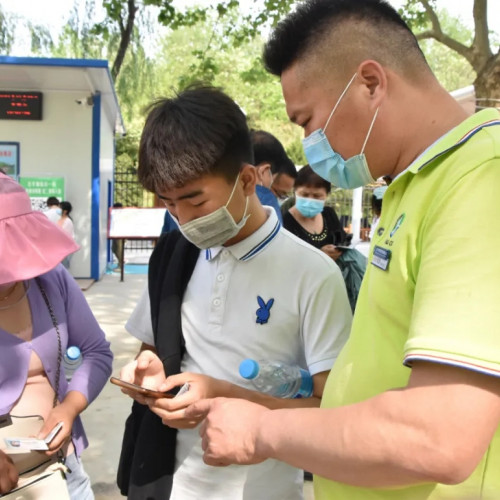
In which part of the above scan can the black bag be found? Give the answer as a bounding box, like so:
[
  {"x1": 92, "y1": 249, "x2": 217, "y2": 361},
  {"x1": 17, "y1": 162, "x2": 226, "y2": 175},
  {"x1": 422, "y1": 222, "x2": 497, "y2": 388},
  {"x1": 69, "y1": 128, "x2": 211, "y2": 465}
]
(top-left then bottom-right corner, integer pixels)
[
  {"x1": 336, "y1": 248, "x2": 367, "y2": 313},
  {"x1": 116, "y1": 231, "x2": 199, "y2": 499}
]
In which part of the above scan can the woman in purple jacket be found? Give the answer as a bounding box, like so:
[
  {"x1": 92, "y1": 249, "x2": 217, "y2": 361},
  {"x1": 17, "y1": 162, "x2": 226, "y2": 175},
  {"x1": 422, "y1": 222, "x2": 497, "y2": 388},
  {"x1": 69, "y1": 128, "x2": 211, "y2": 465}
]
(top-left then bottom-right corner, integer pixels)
[{"x1": 0, "y1": 173, "x2": 113, "y2": 499}]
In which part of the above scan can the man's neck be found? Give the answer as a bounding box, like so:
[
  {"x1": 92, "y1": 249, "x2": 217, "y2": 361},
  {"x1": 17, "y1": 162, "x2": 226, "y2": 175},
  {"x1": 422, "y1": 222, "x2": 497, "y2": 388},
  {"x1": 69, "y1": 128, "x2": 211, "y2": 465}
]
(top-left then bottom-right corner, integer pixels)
[
  {"x1": 390, "y1": 83, "x2": 470, "y2": 178},
  {"x1": 224, "y1": 195, "x2": 268, "y2": 246}
]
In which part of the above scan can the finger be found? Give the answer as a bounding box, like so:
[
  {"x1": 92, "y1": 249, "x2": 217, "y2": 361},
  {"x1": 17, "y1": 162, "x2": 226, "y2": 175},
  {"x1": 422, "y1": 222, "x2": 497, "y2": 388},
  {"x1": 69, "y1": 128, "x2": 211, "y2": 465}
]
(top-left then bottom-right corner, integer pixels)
[
  {"x1": 119, "y1": 360, "x2": 138, "y2": 381},
  {"x1": 185, "y1": 398, "x2": 212, "y2": 419},
  {"x1": 150, "y1": 407, "x2": 187, "y2": 422},
  {"x1": 161, "y1": 418, "x2": 201, "y2": 429},
  {"x1": 46, "y1": 430, "x2": 69, "y2": 451},
  {"x1": 203, "y1": 452, "x2": 228, "y2": 467},
  {"x1": 7, "y1": 464, "x2": 18, "y2": 488},
  {"x1": 136, "y1": 351, "x2": 158, "y2": 370},
  {"x1": 146, "y1": 392, "x2": 194, "y2": 412},
  {"x1": 160, "y1": 373, "x2": 190, "y2": 392}
]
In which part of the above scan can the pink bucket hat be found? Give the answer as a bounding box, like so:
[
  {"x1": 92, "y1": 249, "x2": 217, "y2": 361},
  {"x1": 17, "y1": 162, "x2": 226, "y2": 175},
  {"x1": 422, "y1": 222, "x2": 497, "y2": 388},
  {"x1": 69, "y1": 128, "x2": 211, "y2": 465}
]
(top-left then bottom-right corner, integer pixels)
[{"x1": 0, "y1": 173, "x2": 80, "y2": 284}]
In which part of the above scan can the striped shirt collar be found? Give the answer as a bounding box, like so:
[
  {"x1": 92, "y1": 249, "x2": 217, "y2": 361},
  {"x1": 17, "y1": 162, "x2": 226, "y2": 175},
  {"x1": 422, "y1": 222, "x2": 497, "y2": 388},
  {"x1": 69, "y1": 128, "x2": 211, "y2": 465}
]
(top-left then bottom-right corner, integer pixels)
[{"x1": 205, "y1": 207, "x2": 281, "y2": 262}]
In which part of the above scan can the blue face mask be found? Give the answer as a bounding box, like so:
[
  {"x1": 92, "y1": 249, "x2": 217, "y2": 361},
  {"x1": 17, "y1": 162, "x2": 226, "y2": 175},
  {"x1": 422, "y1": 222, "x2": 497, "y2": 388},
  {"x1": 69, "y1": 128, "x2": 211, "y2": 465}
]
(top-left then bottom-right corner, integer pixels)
[
  {"x1": 302, "y1": 73, "x2": 379, "y2": 189},
  {"x1": 295, "y1": 196, "x2": 325, "y2": 218}
]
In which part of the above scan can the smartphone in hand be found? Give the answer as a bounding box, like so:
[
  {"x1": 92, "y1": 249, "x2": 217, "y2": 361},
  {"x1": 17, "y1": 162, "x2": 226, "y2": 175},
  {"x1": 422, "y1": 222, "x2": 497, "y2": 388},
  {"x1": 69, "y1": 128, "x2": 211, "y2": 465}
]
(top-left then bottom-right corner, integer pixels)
[{"x1": 109, "y1": 377, "x2": 175, "y2": 399}]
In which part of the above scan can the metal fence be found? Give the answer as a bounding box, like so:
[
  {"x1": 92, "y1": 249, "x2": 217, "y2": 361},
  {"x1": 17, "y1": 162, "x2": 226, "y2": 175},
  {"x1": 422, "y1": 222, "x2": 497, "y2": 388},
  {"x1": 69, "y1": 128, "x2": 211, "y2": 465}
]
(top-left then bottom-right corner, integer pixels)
[
  {"x1": 114, "y1": 164, "x2": 155, "y2": 208},
  {"x1": 113, "y1": 164, "x2": 157, "y2": 259},
  {"x1": 328, "y1": 186, "x2": 378, "y2": 228}
]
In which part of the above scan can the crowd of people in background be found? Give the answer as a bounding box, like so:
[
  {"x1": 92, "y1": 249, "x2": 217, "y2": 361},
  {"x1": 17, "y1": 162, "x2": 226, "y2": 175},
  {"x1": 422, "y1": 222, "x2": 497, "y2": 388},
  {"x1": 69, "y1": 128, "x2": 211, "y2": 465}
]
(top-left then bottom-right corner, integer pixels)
[{"x1": 43, "y1": 196, "x2": 77, "y2": 269}]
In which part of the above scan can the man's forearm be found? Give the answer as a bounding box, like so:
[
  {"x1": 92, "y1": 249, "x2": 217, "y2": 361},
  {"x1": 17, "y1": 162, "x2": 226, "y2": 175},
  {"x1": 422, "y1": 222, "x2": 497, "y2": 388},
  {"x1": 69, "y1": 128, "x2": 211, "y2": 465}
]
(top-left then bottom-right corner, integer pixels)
[
  {"x1": 224, "y1": 381, "x2": 321, "y2": 409},
  {"x1": 255, "y1": 369, "x2": 500, "y2": 488}
]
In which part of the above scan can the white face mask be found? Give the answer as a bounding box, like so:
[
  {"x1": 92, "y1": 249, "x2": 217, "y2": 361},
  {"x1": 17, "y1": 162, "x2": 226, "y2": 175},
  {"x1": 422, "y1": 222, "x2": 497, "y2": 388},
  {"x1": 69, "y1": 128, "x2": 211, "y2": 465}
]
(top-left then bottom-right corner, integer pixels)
[{"x1": 176, "y1": 174, "x2": 250, "y2": 249}]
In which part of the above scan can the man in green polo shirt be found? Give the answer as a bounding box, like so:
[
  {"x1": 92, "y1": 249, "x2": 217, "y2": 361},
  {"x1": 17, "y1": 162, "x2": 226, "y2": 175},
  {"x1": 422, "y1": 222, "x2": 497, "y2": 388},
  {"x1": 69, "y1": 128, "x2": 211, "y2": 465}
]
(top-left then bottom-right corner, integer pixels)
[{"x1": 186, "y1": 0, "x2": 500, "y2": 499}]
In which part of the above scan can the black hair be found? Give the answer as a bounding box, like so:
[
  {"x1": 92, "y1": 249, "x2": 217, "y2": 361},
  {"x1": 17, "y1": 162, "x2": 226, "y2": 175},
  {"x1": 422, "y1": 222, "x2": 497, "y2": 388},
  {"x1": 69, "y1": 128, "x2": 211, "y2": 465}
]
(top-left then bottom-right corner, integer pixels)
[
  {"x1": 46, "y1": 196, "x2": 60, "y2": 207},
  {"x1": 113, "y1": 202, "x2": 123, "y2": 208},
  {"x1": 138, "y1": 84, "x2": 253, "y2": 192},
  {"x1": 294, "y1": 165, "x2": 331, "y2": 193},
  {"x1": 263, "y1": 0, "x2": 428, "y2": 78},
  {"x1": 60, "y1": 201, "x2": 72, "y2": 218},
  {"x1": 250, "y1": 129, "x2": 297, "y2": 178},
  {"x1": 372, "y1": 195, "x2": 383, "y2": 216}
]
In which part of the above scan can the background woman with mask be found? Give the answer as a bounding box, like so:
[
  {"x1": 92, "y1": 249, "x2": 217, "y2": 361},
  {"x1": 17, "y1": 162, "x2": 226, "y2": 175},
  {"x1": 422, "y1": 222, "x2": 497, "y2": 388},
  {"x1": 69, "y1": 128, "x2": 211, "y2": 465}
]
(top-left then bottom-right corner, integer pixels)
[
  {"x1": 283, "y1": 164, "x2": 347, "y2": 261},
  {"x1": 283, "y1": 165, "x2": 366, "y2": 312}
]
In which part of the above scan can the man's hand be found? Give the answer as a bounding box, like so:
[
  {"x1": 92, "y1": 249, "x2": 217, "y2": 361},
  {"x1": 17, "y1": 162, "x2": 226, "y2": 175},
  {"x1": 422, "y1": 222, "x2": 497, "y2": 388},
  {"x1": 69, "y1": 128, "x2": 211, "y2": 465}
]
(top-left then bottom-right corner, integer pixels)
[
  {"x1": 320, "y1": 244, "x2": 342, "y2": 261},
  {"x1": 119, "y1": 350, "x2": 167, "y2": 404},
  {"x1": 146, "y1": 373, "x2": 231, "y2": 429},
  {"x1": 185, "y1": 398, "x2": 269, "y2": 466},
  {"x1": 0, "y1": 450, "x2": 18, "y2": 494}
]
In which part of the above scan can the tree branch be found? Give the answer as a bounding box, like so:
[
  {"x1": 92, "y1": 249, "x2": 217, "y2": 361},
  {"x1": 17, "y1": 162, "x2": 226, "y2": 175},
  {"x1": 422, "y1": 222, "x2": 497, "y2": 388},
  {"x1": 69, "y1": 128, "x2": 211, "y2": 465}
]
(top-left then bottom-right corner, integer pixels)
[
  {"x1": 416, "y1": 0, "x2": 473, "y2": 65},
  {"x1": 111, "y1": 0, "x2": 138, "y2": 80},
  {"x1": 416, "y1": 29, "x2": 472, "y2": 61}
]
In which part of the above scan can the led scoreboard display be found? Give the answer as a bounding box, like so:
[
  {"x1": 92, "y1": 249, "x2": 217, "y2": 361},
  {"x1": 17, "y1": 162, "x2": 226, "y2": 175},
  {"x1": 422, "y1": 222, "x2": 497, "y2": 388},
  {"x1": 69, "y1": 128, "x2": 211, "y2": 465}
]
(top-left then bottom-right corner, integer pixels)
[{"x1": 0, "y1": 91, "x2": 43, "y2": 120}]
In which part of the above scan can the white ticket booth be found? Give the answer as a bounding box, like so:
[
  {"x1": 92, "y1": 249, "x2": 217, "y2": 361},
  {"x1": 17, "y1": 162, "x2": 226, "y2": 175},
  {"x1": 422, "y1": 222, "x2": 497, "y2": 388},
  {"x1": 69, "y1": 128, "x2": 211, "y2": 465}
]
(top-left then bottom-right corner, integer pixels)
[{"x1": 0, "y1": 56, "x2": 125, "y2": 280}]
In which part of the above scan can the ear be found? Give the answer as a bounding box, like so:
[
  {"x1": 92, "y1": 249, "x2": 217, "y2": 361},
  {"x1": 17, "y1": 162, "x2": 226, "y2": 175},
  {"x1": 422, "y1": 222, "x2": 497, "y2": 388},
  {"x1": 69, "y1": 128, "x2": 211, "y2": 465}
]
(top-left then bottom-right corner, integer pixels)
[
  {"x1": 256, "y1": 162, "x2": 271, "y2": 173},
  {"x1": 356, "y1": 60, "x2": 387, "y2": 109},
  {"x1": 240, "y1": 163, "x2": 257, "y2": 196}
]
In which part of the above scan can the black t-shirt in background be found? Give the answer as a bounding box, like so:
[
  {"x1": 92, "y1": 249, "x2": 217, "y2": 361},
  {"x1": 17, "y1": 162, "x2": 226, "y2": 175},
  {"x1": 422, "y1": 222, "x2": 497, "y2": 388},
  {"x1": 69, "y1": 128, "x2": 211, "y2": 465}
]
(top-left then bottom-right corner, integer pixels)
[{"x1": 283, "y1": 206, "x2": 347, "y2": 249}]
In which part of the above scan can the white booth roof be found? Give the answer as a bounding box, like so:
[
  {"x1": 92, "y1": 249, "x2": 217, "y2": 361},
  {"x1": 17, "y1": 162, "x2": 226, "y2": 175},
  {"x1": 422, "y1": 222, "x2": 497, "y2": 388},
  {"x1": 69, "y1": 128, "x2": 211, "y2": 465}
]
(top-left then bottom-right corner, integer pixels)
[{"x1": 0, "y1": 56, "x2": 125, "y2": 135}]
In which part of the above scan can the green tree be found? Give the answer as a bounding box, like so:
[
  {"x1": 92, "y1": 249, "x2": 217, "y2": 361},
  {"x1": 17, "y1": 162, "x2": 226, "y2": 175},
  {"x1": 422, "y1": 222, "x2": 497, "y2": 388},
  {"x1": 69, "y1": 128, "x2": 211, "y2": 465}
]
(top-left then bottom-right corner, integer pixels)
[
  {"x1": 417, "y1": 9, "x2": 475, "y2": 91},
  {"x1": 401, "y1": 0, "x2": 500, "y2": 107},
  {"x1": 95, "y1": 0, "x2": 295, "y2": 81},
  {"x1": 149, "y1": 10, "x2": 305, "y2": 164},
  {"x1": 0, "y1": 6, "x2": 17, "y2": 54}
]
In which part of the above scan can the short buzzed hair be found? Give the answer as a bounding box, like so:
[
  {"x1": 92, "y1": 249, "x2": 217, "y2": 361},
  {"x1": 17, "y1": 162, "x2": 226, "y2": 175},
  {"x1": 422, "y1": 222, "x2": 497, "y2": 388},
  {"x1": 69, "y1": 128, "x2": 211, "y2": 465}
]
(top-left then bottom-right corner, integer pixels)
[
  {"x1": 138, "y1": 85, "x2": 253, "y2": 192},
  {"x1": 263, "y1": 0, "x2": 431, "y2": 82}
]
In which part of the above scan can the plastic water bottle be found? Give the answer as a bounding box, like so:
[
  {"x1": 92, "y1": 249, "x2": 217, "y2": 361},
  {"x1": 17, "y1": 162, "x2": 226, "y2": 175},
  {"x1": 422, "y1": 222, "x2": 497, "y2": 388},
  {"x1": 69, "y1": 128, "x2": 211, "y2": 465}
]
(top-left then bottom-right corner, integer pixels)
[
  {"x1": 239, "y1": 359, "x2": 313, "y2": 399},
  {"x1": 63, "y1": 346, "x2": 82, "y2": 381}
]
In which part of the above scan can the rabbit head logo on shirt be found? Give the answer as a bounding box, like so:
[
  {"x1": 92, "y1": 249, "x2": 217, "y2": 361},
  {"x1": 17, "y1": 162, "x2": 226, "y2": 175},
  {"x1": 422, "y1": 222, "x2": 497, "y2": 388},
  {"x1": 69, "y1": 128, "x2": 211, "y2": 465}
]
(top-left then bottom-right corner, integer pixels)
[{"x1": 255, "y1": 296, "x2": 274, "y2": 325}]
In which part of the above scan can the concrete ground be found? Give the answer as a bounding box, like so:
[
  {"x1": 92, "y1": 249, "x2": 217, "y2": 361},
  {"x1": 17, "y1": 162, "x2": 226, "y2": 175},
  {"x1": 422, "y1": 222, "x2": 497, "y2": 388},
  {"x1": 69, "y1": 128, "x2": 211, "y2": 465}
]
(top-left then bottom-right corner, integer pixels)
[{"x1": 79, "y1": 272, "x2": 314, "y2": 499}]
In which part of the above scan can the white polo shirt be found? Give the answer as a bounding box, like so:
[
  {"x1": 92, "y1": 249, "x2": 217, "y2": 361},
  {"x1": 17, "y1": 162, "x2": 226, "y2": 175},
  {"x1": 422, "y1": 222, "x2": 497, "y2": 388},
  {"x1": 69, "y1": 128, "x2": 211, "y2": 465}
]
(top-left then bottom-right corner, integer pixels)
[{"x1": 126, "y1": 207, "x2": 352, "y2": 500}]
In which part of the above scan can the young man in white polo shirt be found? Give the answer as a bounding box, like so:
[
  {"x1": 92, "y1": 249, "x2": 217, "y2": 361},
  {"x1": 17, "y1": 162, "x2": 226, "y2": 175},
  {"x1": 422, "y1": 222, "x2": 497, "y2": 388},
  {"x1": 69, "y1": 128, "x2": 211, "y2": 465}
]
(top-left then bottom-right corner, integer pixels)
[{"x1": 119, "y1": 85, "x2": 352, "y2": 500}]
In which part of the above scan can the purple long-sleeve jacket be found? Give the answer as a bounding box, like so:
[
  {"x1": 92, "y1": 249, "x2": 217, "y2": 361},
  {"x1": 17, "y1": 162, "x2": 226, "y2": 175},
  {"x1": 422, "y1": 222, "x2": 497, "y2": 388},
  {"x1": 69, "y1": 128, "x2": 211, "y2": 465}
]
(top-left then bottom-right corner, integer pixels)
[{"x1": 0, "y1": 265, "x2": 113, "y2": 457}]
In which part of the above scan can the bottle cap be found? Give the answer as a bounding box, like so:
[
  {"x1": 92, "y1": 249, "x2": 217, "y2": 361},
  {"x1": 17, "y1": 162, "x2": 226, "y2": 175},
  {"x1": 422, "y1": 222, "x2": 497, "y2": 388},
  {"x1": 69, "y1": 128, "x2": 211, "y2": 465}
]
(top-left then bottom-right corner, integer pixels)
[
  {"x1": 239, "y1": 359, "x2": 259, "y2": 379},
  {"x1": 66, "y1": 346, "x2": 81, "y2": 361}
]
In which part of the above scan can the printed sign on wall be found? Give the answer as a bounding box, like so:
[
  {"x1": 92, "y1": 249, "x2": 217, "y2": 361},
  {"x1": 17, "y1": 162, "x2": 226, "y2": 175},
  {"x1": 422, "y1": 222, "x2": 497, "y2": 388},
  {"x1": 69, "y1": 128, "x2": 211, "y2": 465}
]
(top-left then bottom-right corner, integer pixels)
[
  {"x1": 0, "y1": 142, "x2": 20, "y2": 179},
  {"x1": 19, "y1": 176, "x2": 65, "y2": 211}
]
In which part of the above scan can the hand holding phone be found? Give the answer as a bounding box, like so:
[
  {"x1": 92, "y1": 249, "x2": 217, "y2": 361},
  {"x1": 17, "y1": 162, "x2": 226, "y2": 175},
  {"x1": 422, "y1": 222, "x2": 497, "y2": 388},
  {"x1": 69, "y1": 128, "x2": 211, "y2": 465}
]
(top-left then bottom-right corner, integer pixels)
[{"x1": 110, "y1": 377, "x2": 175, "y2": 399}]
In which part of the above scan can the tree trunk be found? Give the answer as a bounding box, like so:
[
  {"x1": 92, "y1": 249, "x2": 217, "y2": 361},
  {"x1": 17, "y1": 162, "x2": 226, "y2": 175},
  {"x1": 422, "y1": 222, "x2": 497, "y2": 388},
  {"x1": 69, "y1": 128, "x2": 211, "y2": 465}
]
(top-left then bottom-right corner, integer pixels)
[
  {"x1": 111, "y1": 0, "x2": 137, "y2": 81},
  {"x1": 473, "y1": 53, "x2": 500, "y2": 110}
]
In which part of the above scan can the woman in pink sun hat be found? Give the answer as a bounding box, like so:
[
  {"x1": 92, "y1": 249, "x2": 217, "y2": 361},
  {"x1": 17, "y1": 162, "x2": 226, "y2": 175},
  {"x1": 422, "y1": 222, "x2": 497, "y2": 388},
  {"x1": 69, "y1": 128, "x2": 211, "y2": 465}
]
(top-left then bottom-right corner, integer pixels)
[{"x1": 0, "y1": 173, "x2": 113, "y2": 499}]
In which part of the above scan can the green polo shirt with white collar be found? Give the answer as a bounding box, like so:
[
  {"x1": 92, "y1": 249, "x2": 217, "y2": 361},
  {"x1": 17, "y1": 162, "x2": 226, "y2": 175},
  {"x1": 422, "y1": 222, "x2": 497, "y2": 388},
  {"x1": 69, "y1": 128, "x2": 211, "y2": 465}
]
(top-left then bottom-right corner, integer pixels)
[{"x1": 317, "y1": 108, "x2": 500, "y2": 500}]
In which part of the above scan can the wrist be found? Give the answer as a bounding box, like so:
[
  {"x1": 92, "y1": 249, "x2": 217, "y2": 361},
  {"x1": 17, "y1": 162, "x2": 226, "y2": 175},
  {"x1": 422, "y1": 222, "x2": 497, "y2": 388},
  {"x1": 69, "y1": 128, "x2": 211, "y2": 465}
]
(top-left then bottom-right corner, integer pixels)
[{"x1": 254, "y1": 408, "x2": 276, "y2": 460}]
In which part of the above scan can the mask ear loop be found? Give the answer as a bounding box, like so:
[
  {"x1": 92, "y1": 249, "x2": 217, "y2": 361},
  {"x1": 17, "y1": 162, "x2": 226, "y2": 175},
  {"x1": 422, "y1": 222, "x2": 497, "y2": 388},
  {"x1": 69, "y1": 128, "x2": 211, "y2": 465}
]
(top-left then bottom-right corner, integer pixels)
[
  {"x1": 225, "y1": 172, "x2": 241, "y2": 207},
  {"x1": 360, "y1": 107, "x2": 379, "y2": 154},
  {"x1": 226, "y1": 172, "x2": 251, "y2": 225},
  {"x1": 324, "y1": 72, "x2": 358, "y2": 133}
]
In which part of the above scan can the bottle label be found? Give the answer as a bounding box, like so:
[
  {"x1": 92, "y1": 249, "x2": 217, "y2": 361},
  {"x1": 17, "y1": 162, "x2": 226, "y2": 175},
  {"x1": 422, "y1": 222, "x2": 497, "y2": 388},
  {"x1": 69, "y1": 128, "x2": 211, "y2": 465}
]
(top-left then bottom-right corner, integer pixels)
[{"x1": 293, "y1": 368, "x2": 313, "y2": 398}]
